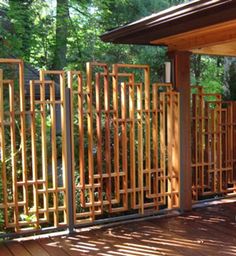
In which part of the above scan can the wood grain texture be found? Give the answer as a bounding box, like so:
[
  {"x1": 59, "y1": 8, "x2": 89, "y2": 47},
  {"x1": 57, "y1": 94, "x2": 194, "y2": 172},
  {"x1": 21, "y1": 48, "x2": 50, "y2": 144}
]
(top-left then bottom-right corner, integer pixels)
[
  {"x1": 3, "y1": 200, "x2": 236, "y2": 256},
  {"x1": 71, "y1": 63, "x2": 180, "y2": 223},
  {"x1": 191, "y1": 86, "x2": 236, "y2": 201},
  {"x1": 169, "y1": 51, "x2": 192, "y2": 212}
]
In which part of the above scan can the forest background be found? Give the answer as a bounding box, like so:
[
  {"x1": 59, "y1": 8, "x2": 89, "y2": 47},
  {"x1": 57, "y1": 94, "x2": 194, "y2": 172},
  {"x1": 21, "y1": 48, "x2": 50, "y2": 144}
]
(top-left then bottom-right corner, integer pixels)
[{"x1": 0, "y1": 0, "x2": 236, "y2": 97}]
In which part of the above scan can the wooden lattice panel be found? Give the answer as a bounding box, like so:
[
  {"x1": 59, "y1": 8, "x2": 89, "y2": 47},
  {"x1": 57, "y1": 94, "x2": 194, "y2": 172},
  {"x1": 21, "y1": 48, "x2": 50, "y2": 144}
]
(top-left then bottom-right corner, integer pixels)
[
  {"x1": 191, "y1": 86, "x2": 236, "y2": 201},
  {"x1": 0, "y1": 59, "x2": 180, "y2": 233},
  {"x1": 69, "y1": 63, "x2": 180, "y2": 224},
  {"x1": 29, "y1": 72, "x2": 68, "y2": 229},
  {"x1": 0, "y1": 60, "x2": 68, "y2": 233},
  {"x1": 0, "y1": 60, "x2": 29, "y2": 232}
]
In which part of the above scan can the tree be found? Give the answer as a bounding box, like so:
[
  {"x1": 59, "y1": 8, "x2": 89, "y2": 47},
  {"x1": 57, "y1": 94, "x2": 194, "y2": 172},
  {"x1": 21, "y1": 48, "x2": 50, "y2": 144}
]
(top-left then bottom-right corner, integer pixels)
[
  {"x1": 6, "y1": 0, "x2": 34, "y2": 60},
  {"x1": 52, "y1": 0, "x2": 69, "y2": 70},
  {"x1": 224, "y1": 58, "x2": 236, "y2": 100}
]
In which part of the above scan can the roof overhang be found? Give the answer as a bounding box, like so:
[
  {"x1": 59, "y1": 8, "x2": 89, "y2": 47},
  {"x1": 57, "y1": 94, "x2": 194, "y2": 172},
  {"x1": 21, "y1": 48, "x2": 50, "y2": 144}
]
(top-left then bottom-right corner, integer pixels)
[{"x1": 100, "y1": 0, "x2": 236, "y2": 56}]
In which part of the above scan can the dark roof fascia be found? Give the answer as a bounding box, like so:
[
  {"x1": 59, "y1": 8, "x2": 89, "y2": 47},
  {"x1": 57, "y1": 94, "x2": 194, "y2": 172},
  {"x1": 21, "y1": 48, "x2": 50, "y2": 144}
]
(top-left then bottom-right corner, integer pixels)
[{"x1": 100, "y1": 0, "x2": 236, "y2": 45}]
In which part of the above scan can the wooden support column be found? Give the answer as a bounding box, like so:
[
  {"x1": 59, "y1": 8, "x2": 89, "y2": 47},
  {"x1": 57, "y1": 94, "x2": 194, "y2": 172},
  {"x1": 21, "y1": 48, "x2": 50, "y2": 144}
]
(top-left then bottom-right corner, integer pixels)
[{"x1": 169, "y1": 51, "x2": 192, "y2": 212}]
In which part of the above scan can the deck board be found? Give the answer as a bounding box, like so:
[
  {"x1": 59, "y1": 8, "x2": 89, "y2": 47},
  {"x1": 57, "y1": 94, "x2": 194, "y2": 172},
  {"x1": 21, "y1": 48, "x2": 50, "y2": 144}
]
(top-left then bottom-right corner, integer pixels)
[
  {"x1": 4, "y1": 241, "x2": 32, "y2": 256},
  {"x1": 37, "y1": 238, "x2": 69, "y2": 256},
  {"x1": 21, "y1": 240, "x2": 50, "y2": 256},
  {"x1": 0, "y1": 242, "x2": 13, "y2": 256},
  {"x1": 2, "y1": 199, "x2": 236, "y2": 256}
]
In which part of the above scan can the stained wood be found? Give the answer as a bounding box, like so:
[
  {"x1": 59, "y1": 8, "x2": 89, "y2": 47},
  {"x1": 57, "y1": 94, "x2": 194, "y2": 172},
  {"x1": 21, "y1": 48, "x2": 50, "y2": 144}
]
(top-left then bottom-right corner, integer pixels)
[
  {"x1": 169, "y1": 51, "x2": 192, "y2": 211},
  {"x1": 191, "y1": 87, "x2": 236, "y2": 200},
  {"x1": 71, "y1": 62, "x2": 180, "y2": 223},
  {"x1": 0, "y1": 58, "x2": 181, "y2": 231},
  {"x1": 152, "y1": 20, "x2": 236, "y2": 55},
  {"x1": 5, "y1": 241, "x2": 31, "y2": 256},
  {"x1": 38, "y1": 238, "x2": 69, "y2": 256},
  {"x1": 2, "y1": 200, "x2": 236, "y2": 256},
  {"x1": 0, "y1": 242, "x2": 12, "y2": 256},
  {"x1": 101, "y1": 0, "x2": 236, "y2": 48},
  {"x1": 192, "y1": 40, "x2": 236, "y2": 57},
  {"x1": 53, "y1": 235, "x2": 96, "y2": 256},
  {"x1": 21, "y1": 240, "x2": 50, "y2": 256}
]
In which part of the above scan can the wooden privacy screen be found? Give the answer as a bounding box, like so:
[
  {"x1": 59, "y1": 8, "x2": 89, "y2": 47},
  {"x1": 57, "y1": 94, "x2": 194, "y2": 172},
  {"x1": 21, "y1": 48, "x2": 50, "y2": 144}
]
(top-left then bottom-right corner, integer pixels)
[
  {"x1": 0, "y1": 59, "x2": 180, "y2": 233},
  {"x1": 69, "y1": 63, "x2": 180, "y2": 224},
  {"x1": 0, "y1": 60, "x2": 68, "y2": 233},
  {"x1": 192, "y1": 86, "x2": 236, "y2": 201}
]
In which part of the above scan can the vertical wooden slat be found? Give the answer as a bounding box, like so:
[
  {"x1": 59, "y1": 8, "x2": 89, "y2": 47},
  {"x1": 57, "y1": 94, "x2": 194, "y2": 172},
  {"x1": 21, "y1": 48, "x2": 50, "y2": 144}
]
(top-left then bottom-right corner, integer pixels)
[
  {"x1": 217, "y1": 101, "x2": 222, "y2": 192},
  {"x1": 77, "y1": 72, "x2": 86, "y2": 207},
  {"x1": 30, "y1": 80, "x2": 39, "y2": 229},
  {"x1": 121, "y1": 82, "x2": 128, "y2": 210},
  {"x1": 229, "y1": 103, "x2": 234, "y2": 182},
  {"x1": 137, "y1": 83, "x2": 144, "y2": 214},
  {"x1": 205, "y1": 101, "x2": 210, "y2": 193},
  {"x1": 233, "y1": 102, "x2": 236, "y2": 188},
  {"x1": 59, "y1": 71, "x2": 68, "y2": 225},
  {"x1": 112, "y1": 65, "x2": 120, "y2": 205},
  {"x1": 160, "y1": 92, "x2": 167, "y2": 205},
  {"x1": 152, "y1": 84, "x2": 158, "y2": 206},
  {"x1": 86, "y1": 63, "x2": 95, "y2": 220},
  {"x1": 0, "y1": 69, "x2": 8, "y2": 227},
  {"x1": 172, "y1": 93, "x2": 180, "y2": 207},
  {"x1": 200, "y1": 92, "x2": 204, "y2": 197},
  {"x1": 167, "y1": 93, "x2": 173, "y2": 208},
  {"x1": 212, "y1": 106, "x2": 217, "y2": 193},
  {"x1": 192, "y1": 93, "x2": 197, "y2": 200},
  {"x1": 144, "y1": 67, "x2": 151, "y2": 199},
  {"x1": 39, "y1": 71, "x2": 49, "y2": 222},
  {"x1": 50, "y1": 81, "x2": 59, "y2": 226},
  {"x1": 19, "y1": 61, "x2": 28, "y2": 217},
  {"x1": 9, "y1": 80, "x2": 19, "y2": 231},
  {"x1": 129, "y1": 76, "x2": 136, "y2": 209},
  {"x1": 67, "y1": 71, "x2": 76, "y2": 219},
  {"x1": 67, "y1": 71, "x2": 81, "y2": 227},
  {"x1": 95, "y1": 73, "x2": 103, "y2": 212}
]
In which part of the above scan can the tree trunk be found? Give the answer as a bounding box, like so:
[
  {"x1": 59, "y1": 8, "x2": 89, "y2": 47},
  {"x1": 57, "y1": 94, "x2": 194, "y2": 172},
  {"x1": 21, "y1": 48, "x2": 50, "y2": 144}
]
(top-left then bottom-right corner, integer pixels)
[
  {"x1": 224, "y1": 57, "x2": 236, "y2": 100},
  {"x1": 191, "y1": 54, "x2": 202, "y2": 85},
  {"x1": 53, "y1": 0, "x2": 69, "y2": 70}
]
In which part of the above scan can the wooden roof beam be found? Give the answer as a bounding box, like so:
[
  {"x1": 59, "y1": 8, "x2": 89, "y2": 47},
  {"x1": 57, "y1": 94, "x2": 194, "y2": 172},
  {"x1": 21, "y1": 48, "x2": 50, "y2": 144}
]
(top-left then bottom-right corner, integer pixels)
[
  {"x1": 151, "y1": 20, "x2": 236, "y2": 52},
  {"x1": 101, "y1": 0, "x2": 236, "y2": 46},
  {"x1": 192, "y1": 41, "x2": 236, "y2": 57}
]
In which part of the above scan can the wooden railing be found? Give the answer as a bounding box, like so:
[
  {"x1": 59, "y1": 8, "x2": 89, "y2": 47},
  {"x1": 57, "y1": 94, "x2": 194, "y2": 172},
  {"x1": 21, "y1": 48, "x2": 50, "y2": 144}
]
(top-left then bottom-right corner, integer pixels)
[
  {"x1": 1, "y1": 58, "x2": 236, "y2": 235},
  {"x1": 2, "y1": 58, "x2": 236, "y2": 235},
  {"x1": 0, "y1": 60, "x2": 68, "y2": 233},
  {"x1": 69, "y1": 63, "x2": 180, "y2": 224},
  {"x1": 0, "y1": 59, "x2": 180, "y2": 234},
  {"x1": 191, "y1": 86, "x2": 236, "y2": 201}
]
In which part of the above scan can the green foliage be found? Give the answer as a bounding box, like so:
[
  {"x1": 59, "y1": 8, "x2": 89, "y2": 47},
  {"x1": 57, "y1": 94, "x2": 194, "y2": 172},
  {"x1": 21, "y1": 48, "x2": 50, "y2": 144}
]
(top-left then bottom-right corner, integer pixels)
[
  {"x1": 5, "y1": 0, "x2": 34, "y2": 60},
  {"x1": 225, "y1": 60, "x2": 236, "y2": 100},
  {"x1": 29, "y1": 1, "x2": 55, "y2": 68},
  {"x1": 1, "y1": 0, "x2": 188, "y2": 71},
  {"x1": 191, "y1": 55, "x2": 224, "y2": 94},
  {"x1": 20, "y1": 213, "x2": 36, "y2": 223}
]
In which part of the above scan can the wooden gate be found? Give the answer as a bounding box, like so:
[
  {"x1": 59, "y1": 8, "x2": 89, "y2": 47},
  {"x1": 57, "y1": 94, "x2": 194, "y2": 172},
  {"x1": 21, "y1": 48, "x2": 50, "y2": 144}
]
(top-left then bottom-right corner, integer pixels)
[
  {"x1": 0, "y1": 59, "x2": 180, "y2": 234},
  {"x1": 191, "y1": 86, "x2": 236, "y2": 201}
]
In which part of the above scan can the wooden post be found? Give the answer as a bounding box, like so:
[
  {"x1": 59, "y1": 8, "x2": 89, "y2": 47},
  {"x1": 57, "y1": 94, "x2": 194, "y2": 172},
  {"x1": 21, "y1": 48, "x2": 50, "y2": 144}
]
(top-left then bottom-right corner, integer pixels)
[{"x1": 169, "y1": 51, "x2": 192, "y2": 212}]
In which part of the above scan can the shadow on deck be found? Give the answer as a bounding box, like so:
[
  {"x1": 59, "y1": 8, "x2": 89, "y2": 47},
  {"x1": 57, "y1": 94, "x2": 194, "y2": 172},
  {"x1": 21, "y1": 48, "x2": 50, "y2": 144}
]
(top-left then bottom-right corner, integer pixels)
[{"x1": 1, "y1": 198, "x2": 236, "y2": 256}]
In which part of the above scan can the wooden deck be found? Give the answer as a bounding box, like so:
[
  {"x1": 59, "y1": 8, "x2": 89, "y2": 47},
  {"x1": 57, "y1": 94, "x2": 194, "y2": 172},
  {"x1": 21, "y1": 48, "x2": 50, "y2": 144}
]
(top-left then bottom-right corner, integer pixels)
[{"x1": 1, "y1": 199, "x2": 236, "y2": 256}]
